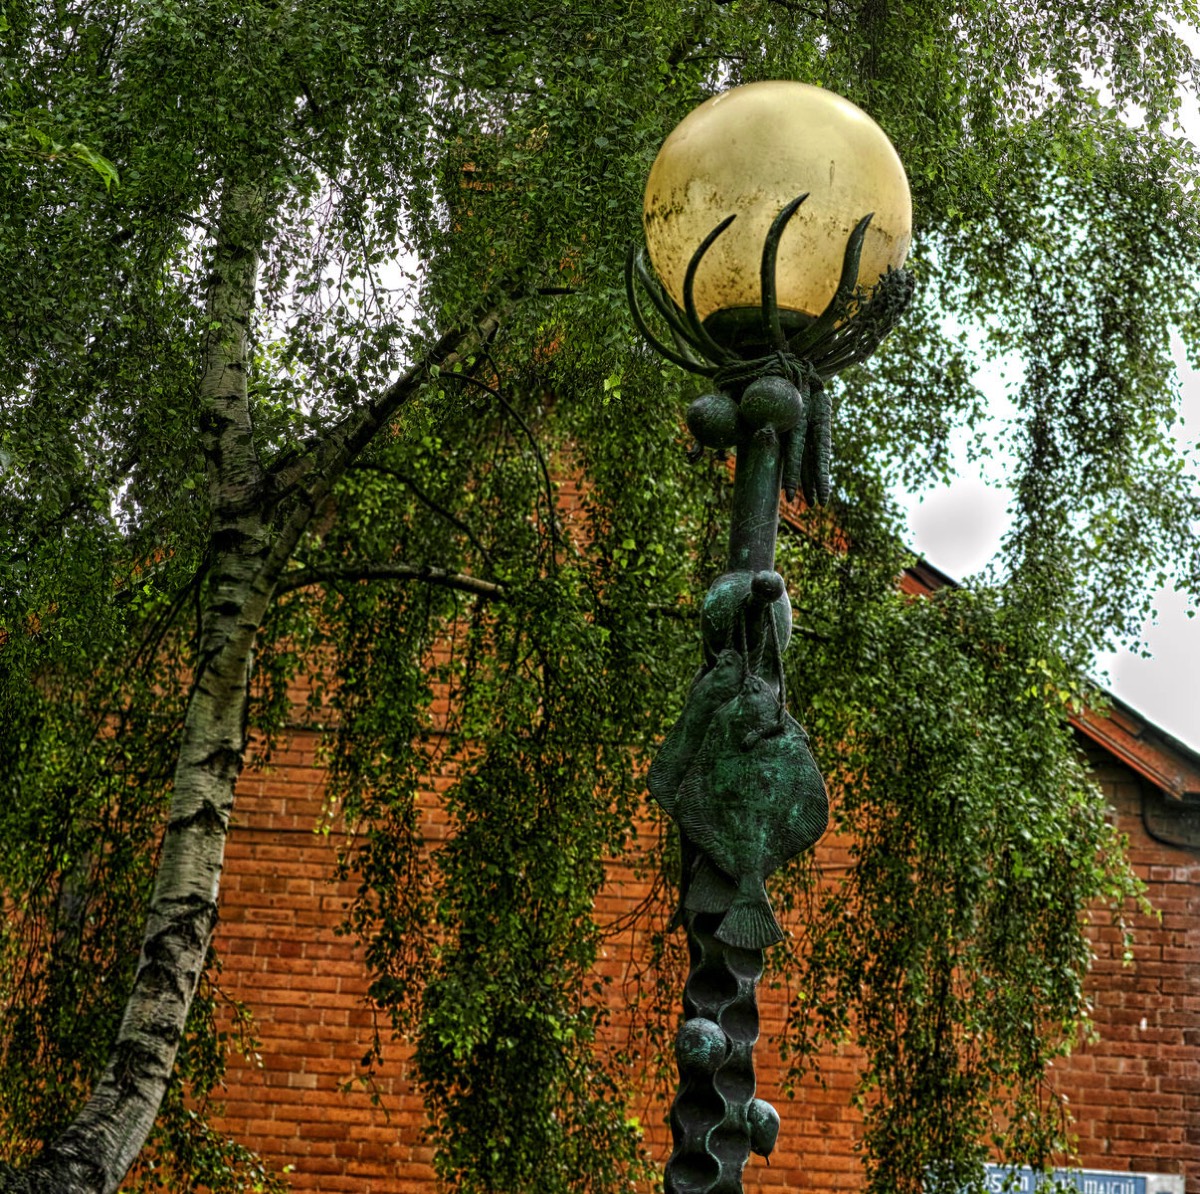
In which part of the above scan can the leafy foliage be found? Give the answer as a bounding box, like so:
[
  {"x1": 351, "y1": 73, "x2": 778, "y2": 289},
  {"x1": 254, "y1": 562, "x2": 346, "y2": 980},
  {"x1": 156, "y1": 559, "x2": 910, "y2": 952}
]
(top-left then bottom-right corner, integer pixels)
[
  {"x1": 1, "y1": 0, "x2": 1198, "y2": 1190},
  {"x1": 773, "y1": 497, "x2": 1146, "y2": 1191}
]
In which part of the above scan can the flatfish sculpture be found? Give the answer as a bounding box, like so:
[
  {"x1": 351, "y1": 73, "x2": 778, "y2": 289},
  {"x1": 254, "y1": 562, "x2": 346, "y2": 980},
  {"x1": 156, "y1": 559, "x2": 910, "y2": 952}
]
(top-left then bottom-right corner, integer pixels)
[
  {"x1": 647, "y1": 648, "x2": 745, "y2": 817},
  {"x1": 675, "y1": 671, "x2": 828, "y2": 950},
  {"x1": 648, "y1": 649, "x2": 747, "y2": 931}
]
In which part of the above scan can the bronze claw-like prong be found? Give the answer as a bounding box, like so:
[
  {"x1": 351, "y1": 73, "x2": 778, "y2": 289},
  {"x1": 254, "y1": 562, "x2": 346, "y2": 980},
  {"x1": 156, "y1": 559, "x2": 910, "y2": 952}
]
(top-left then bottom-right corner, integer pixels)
[
  {"x1": 760, "y1": 193, "x2": 809, "y2": 349},
  {"x1": 787, "y1": 211, "x2": 874, "y2": 357},
  {"x1": 683, "y1": 214, "x2": 739, "y2": 367}
]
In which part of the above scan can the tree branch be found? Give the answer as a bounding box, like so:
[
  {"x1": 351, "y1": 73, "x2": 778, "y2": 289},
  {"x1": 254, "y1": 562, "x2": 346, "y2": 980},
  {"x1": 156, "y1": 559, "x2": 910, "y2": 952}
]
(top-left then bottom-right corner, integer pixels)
[
  {"x1": 447, "y1": 360, "x2": 560, "y2": 555},
  {"x1": 348, "y1": 461, "x2": 492, "y2": 563},
  {"x1": 7, "y1": 210, "x2": 520, "y2": 1194},
  {"x1": 267, "y1": 298, "x2": 514, "y2": 507},
  {"x1": 255, "y1": 297, "x2": 516, "y2": 621},
  {"x1": 276, "y1": 562, "x2": 506, "y2": 600}
]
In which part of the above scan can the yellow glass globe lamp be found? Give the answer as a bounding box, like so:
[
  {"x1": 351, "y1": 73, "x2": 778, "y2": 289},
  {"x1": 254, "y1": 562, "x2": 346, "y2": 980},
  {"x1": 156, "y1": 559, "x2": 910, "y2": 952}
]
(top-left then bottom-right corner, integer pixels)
[{"x1": 641, "y1": 81, "x2": 912, "y2": 351}]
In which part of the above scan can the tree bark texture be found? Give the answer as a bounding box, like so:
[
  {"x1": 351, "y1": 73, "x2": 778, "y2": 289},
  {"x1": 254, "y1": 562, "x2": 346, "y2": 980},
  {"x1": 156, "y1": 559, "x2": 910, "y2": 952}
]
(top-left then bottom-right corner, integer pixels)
[{"x1": 4, "y1": 183, "x2": 270, "y2": 1194}]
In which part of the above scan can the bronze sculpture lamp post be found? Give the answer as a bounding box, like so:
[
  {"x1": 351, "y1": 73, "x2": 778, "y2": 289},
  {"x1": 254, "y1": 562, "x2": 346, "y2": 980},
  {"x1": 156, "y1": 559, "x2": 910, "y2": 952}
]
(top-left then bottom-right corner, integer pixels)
[{"x1": 627, "y1": 81, "x2": 914, "y2": 1193}]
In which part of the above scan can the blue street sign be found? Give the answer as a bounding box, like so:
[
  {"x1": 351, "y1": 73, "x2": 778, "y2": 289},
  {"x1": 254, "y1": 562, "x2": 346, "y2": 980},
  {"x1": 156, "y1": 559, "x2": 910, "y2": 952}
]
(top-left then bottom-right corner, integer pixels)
[{"x1": 983, "y1": 1167, "x2": 1147, "y2": 1194}]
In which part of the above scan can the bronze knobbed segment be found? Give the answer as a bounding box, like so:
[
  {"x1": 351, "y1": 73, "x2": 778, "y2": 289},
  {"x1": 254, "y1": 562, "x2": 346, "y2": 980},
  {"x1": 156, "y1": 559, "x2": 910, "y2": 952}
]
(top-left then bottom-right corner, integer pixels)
[{"x1": 650, "y1": 577, "x2": 827, "y2": 1194}]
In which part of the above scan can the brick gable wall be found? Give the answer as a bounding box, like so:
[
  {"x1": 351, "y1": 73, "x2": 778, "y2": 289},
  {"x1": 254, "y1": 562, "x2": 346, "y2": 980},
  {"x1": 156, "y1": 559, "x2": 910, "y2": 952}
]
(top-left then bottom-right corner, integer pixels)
[{"x1": 207, "y1": 728, "x2": 1200, "y2": 1191}]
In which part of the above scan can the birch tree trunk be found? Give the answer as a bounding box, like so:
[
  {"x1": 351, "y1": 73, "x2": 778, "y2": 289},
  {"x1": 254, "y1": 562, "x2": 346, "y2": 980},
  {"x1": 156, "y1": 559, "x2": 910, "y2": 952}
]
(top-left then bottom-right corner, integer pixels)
[
  {"x1": 0, "y1": 181, "x2": 513, "y2": 1193},
  {"x1": 2, "y1": 183, "x2": 272, "y2": 1194}
]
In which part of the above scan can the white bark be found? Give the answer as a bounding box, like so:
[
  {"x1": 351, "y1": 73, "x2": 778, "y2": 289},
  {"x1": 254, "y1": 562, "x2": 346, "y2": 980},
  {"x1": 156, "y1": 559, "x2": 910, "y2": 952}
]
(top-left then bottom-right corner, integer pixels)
[{"x1": 6, "y1": 183, "x2": 270, "y2": 1194}]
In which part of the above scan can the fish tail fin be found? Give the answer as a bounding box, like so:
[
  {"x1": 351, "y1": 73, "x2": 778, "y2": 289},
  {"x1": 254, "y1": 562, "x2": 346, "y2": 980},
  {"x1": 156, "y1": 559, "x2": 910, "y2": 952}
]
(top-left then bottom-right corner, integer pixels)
[
  {"x1": 647, "y1": 778, "x2": 676, "y2": 816},
  {"x1": 715, "y1": 878, "x2": 783, "y2": 949},
  {"x1": 684, "y1": 857, "x2": 737, "y2": 914}
]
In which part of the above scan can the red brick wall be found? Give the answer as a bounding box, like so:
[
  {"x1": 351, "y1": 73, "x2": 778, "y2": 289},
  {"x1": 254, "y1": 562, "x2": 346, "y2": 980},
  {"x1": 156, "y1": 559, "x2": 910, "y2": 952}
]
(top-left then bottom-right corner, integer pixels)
[
  {"x1": 208, "y1": 731, "x2": 1200, "y2": 1191},
  {"x1": 209, "y1": 736, "x2": 422, "y2": 1192},
  {"x1": 1062, "y1": 748, "x2": 1200, "y2": 1177}
]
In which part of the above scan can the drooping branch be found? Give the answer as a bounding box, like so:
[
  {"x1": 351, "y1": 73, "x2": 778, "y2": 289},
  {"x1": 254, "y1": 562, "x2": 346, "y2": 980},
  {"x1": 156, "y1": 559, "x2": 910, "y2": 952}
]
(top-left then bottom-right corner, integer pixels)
[
  {"x1": 444, "y1": 362, "x2": 560, "y2": 554},
  {"x1": 348, "y1": 461, "x2": 493, "y2": 562},
  {"x1": 248, "y1": 299, "x2": 517, "y2": 626},
  {"x1": 276, "y1": 562, "x2": 506, "y2": 600}
]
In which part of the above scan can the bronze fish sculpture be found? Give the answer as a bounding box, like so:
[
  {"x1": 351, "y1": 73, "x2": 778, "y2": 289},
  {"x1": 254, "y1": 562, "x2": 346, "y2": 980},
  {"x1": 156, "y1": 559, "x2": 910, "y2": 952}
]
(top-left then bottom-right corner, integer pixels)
[
  {"x1": 647, "y1": 648, "x2": 745, "y2": 817},
  {"x1": 676, "y1": 672, "x2": 828, "y2": 950},
  {"x1": 648, "y1": 648, "x2": 747, "y2": 931}
]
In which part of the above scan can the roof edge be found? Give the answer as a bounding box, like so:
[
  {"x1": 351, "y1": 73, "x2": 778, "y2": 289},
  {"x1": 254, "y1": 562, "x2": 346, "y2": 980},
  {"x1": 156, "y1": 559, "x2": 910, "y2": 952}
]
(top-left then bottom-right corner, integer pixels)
[{"x1": 899, "y1": 560, "x2": 1200, "y2": 801}]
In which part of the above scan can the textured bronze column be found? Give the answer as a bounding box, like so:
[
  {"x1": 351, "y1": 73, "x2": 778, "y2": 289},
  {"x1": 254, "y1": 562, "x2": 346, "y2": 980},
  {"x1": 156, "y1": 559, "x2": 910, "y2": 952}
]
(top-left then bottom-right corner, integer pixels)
[
  {"x1": 629, "y1": 194, "x2": 913, "y2": 1193},
  {"x1": 664, "y1": 415, "x2": 789, "y2": 1194},
  {"x1": 726, "y1": 428, "x2": 783, "y2": 575},
  {"x1": 666, "y1": 919, "x2": 773, "y2": 1193}
]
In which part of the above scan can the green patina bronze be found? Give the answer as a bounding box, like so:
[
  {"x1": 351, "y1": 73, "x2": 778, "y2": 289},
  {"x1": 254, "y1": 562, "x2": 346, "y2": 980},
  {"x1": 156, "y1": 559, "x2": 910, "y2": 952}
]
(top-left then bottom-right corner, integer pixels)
[{"x1": 628, "y1": 196, "x2": 913, "y2": 1194}]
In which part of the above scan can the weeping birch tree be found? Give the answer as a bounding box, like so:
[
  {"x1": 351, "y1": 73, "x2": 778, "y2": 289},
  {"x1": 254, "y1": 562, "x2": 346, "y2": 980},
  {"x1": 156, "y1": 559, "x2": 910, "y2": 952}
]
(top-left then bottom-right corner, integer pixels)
[{"x1": 2, "y1": 1, "x2": 1199, "y2": 1192}]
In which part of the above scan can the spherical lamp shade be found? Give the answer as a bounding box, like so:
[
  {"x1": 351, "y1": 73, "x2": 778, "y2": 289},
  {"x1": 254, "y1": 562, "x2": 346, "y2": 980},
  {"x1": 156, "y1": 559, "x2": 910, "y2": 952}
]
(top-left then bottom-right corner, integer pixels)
[{"x1": 643, "y1": 81, "x2": 912, "y2": 328}]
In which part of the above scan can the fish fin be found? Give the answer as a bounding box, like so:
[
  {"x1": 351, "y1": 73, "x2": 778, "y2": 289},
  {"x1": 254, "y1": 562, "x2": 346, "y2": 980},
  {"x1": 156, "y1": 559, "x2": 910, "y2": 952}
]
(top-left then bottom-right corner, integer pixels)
[
  {"x1": 676, "y1": 759, "x2": 719, "y2": 854},
  {"x1": 647, "y1": 766, "x2": 678, "y2": 816},
  {"x1": 758, "y1": 718, "x2": 829, "y2": 866},
  {"x1": 771, "y1": 800, "x2": 828, "y2": 864},
  {"x1": 715, "y1": 880, "x2": 784, "y2": 949},
  {"x1": 776, "y1": 772, "x2": 830, "y2": 863},
  {"x1": 684, "y1": 857, "x2": 737, "y2": 913},
  {"x1": 670, "y1": 834, "x2": 699, "y2": 931},
  {"x1": 649, "y1": 666, "x2": 738, "y2": 813},
  {"x1": 647, "y1": 720, "x2": 689, "y2": 814}
]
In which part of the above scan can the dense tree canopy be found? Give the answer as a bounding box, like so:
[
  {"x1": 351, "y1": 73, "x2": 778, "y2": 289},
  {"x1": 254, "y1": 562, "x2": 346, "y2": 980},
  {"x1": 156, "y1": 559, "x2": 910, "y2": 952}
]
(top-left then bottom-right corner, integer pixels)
[{"x1": 2, "y1": 0, "x2": 1198, "y2": 1191}]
